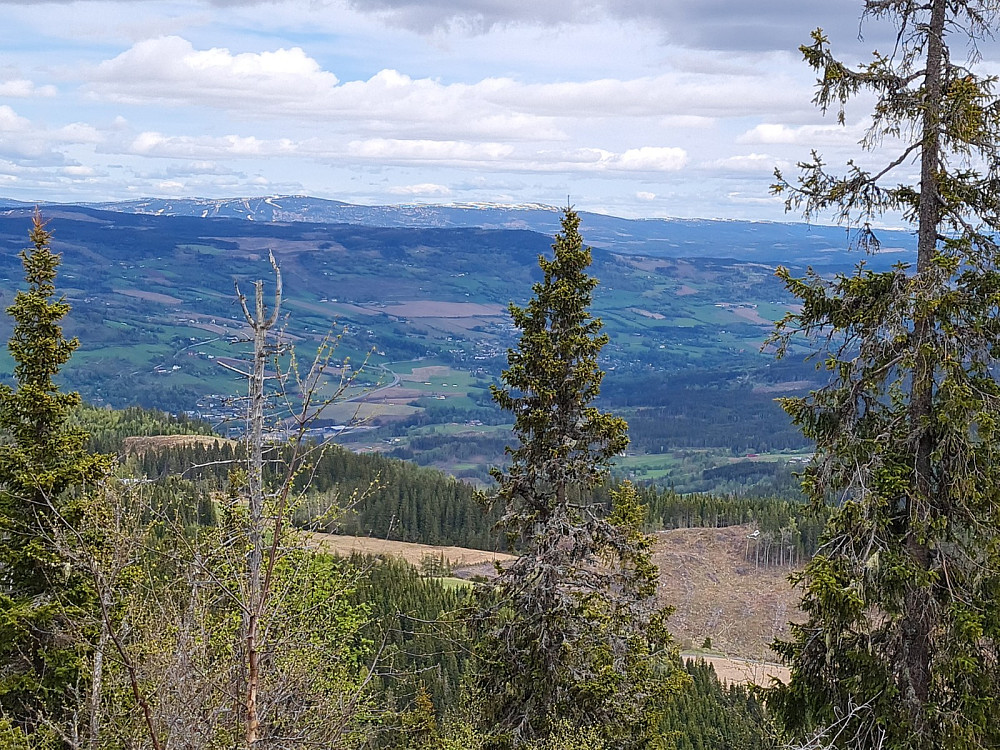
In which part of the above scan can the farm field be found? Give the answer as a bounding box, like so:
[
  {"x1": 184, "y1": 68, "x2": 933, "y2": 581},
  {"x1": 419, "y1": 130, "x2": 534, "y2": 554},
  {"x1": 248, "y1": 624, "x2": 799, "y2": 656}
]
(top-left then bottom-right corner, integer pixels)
[
  {"x1": 0, "y1": 204, "x2": 822, "y2": 495},
  {"x1": 303, "y1": 530, "x2": 515, "y2": 568}
]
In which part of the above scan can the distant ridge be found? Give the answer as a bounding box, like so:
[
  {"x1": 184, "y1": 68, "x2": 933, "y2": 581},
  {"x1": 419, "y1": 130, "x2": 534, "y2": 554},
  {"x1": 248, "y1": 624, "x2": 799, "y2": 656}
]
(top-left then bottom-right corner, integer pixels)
[{"x1": 1, "y1": 195, "x2": 917, "y2": 265}]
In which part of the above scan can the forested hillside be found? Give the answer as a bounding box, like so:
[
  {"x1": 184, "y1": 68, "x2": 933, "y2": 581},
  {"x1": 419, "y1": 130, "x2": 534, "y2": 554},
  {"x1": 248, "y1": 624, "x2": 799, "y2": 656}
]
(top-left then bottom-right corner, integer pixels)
[
  {"x1": 0, "y1": 209, "x2": 799, "y2": 749},
  {"x1": 0, "y1": 203, "x2": 817, "y2": 493}
]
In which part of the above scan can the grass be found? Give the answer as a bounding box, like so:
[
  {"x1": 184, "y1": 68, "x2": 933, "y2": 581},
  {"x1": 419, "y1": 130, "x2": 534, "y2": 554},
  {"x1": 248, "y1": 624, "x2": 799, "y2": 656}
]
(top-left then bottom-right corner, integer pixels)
[
  {"x1": 73, "y1": 343, "x2": 170, "y2": 367},
  {"x1": 432, "y1": 576, "x2": 472, "y2": 589}
]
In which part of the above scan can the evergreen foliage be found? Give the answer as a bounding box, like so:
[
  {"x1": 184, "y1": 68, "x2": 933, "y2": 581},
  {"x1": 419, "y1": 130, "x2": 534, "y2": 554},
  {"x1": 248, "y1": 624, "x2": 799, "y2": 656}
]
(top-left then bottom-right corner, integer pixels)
[
  {"x1": 0, "y1": 213, "x2": 112, "y2": 735},
  {"x1": 768, "y1": 2, "x2": 1000, "y2": 747},
  {"x1": 472, "y1": 209, "x2": 686, "y2": 748},
  {"x1": 73, "y1": 404, "x2": 215, "y2": 455},
  {"x1": 660, "y1": 660, "x2": 780, "y2": 750},
  {"x1": 127, "y1": 439, "x2": 501, "y2": 550},
  {"x1": 348, "y1": 555, "x2": 470, "y2": 743}
]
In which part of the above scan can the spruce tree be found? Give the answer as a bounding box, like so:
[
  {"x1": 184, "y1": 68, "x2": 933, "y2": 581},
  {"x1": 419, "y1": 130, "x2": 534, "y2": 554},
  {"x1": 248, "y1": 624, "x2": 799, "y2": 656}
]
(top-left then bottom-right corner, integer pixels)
[
  {"x1": 0, "y1": 212, "x2": 111, "y2": 735},
  {"x1": 472, "y1": 209, "x2": 685, "y2": 749},
  {"x1": 769, "y1": 2, "x2": 1000, "y2": 748}
]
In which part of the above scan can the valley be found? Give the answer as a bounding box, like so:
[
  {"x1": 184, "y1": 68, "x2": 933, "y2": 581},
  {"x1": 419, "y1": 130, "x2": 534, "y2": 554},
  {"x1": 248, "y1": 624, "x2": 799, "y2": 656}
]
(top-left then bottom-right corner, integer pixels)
[{"x1": 0, "y1": 198, "x2": 860, "y2": 494}]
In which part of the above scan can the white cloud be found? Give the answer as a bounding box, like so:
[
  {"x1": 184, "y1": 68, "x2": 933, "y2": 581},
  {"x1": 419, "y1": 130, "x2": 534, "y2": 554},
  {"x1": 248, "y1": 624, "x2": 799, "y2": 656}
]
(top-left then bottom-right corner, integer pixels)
[
  {"x1": 484, "y1": 72, "x2": 805, "y2": 119},
  {"x1": 126, "y1": 132, "x2": 298, "y2": 158},
  {"x1": 87, "y1": 38, "x2": 566, "y2": 140},
  {"x1": 738, "y1": 121, "x2": 866, "y2": 147},
  {"x1": 0, "y1": 79, "x2": 57, "y2": 97},
  {"x1": 0, "y1": 105, "x2": 31, "y2": 132},
  {"x1": 614, "y1": 146, "x2": 687, "y2": 171},
  {"x1": 84, "y1": 36, "x2": 809, "y2": 149},
  {"x1": 387, "y1": 182, "x2": 452, "y2": 196},
  {"x1": 702, "y1": 153, "x2": 787, "y2": 173},
  {"x1": 345, "y1": 138, "x2": 515, "y2": 163},
  {"x1": 0, "y1": 105, "x2": 104, "y2": 165},
  {"x1": 54, "y1": 123, "x2": 104, "y2": 144},
  {"x1": 90, "y1": 36, "x2": 340, "y2": 107},
  {"x1": 106, "y1": 126, "x2": 689, "y2": 178},
  {"x1": 636, "y1": 191, "x2": 656, "y2": 200},
  {"x1": 529, "y1": 146, "x2": 687, "y2": 173}
]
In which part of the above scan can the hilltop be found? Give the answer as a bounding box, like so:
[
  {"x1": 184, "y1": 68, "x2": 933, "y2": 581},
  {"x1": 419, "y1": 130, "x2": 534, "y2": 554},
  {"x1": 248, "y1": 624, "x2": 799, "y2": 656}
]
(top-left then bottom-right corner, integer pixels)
[{"x1": 60, "y1": 194, "x2": 918, "y2": 267}]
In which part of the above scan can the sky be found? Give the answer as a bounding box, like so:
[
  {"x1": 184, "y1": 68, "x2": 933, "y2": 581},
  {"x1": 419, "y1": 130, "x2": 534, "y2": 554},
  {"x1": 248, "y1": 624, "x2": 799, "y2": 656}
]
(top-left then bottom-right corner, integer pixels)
[{"x1": 0, "y1": 0, "x2": 985, "y2": 221}]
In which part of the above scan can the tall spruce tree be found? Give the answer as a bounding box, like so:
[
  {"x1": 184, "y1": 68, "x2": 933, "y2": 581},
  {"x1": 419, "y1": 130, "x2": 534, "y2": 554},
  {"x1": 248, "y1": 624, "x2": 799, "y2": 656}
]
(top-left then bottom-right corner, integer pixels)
[
  {"x1": 769, "y1": 2, "x2": 1000, "y2": 748},
  {"x1": 472, "y1": 209, "x2": 685, "y2": 749},
  {"x1": 0, "y1": 213, "x2": 110, "y2": 736}
]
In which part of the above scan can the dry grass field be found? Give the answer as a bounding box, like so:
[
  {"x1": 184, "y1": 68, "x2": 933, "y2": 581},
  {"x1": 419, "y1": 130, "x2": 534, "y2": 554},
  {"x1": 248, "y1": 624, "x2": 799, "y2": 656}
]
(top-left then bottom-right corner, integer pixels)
[
  {"x1": 303, "y1": 530, "x2": 516, "y2": 568},
  {"x1": 682, "y1": 654, "x2": 789, "y2": 687},
  {"x1": 304, "y1": 526, "x2": 796, "y2": 684}
]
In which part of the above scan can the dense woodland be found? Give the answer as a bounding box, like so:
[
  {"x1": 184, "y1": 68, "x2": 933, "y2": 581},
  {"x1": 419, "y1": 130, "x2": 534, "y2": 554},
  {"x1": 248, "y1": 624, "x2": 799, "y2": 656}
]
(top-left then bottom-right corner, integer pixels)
[{"x1": 110, "y1": 432, "x2": 825, "y2": 565}]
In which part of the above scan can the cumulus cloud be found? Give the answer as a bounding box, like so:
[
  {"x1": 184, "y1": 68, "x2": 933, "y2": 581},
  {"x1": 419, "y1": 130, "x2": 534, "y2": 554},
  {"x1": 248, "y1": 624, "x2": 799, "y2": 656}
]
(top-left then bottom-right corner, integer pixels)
[
  {"x1": 0, "y1": 105, "x2": 103, "y2": 165},
  {"x1": 701, "y1": 153, "x2": 787, "y2": 173},
  {"x1": 387, "y1": 183, "x2": 452, "y2": 196},
  {"x1": 738, "y1": 121, "x2": 867, "y2": 147},
  {"x1": 0, "y1": 105, "x2": 31, "y2": 132},
  {"x1": 0, "y1": 79, "x2": 57, "y2": 97},
  {"x1": 109, "y1": 128, "x2": 687, "y2": 177},
  {"x1": 345, "y1": 138, "x2": 515, "y2": 164},
  {"x1": 344, "y1": 0, "x2": 871, "y2": 51},
  {"x1": 487, "y1": 73, "x2": 804, "y2": 119},
  {"x1": 126, "y1": 131, "x2": 295, "y2": 158},
  {"x1": 85, "y1": 36, "x2": 808, "y2": 154},
  {"x1": 61, "y1": 165, "x2": 97, "y2": 176},
  {"x1": 87, "y1": 38, "x2": 567, "y2": 140},
  {"x1": 525, "y1": 146, "x2": 687, "y2": 173},
  {"x1": 614, "y1": 147, "x2": 688, "y2": 171},
  {"x1": 89, "y1": 36, "x2": 340, "y2": 108}
]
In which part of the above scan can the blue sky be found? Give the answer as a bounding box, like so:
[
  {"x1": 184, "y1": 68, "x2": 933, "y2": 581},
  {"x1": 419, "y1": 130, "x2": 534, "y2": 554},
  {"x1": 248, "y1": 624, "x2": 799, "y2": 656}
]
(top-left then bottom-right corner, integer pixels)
[{"x1": 0, "y1": 0, "x2": 971, "y2": 220}]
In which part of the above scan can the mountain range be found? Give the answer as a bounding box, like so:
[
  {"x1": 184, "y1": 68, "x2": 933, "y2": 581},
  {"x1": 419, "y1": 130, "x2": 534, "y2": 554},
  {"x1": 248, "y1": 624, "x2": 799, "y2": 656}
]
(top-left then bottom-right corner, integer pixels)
[{"x1": 1, "y1": 194, "x2": 916, "y2": 268}]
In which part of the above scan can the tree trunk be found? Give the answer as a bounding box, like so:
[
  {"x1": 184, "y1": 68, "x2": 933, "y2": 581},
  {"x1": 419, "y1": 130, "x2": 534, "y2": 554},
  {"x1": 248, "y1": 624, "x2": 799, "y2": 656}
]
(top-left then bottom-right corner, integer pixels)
[
  {"x1": 904, "y1": 0, "x2": 946, "y2": 732},
  {"x1": 245, "y1": 280, "x2": 267, "y2": 748},
  {"x1": 88, "y1": 614, "x2": 108, "y2": 750},
  {"x1": 236, "y1": 256, "x2": 281, "y2": 749}
]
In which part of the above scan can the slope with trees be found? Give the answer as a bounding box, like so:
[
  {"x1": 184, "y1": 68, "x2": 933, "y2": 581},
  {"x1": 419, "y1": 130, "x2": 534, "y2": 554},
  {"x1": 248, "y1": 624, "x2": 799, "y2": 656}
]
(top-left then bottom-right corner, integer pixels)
[{"x1": 0, "y1": 213, "x2": 112, "y2": 743}]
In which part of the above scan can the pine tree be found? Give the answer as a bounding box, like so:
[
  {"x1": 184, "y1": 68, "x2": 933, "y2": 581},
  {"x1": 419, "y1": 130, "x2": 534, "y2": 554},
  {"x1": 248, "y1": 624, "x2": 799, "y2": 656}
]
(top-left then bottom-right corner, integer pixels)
[
  {"x1": 0, "y1": 212, "x2": 111, "y2": 735},
  {"x1": 472, "y1": 209, "x2": 685, "y2": 748},
  {"x1": 768, "y1": 2, "x2": 1000, "y2": 748}
]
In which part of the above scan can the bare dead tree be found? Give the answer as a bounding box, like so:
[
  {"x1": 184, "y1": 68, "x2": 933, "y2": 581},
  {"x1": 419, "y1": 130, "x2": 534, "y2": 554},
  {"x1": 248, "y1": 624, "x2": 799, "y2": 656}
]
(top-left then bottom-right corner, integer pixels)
[{"x1": 234, "y1": 251, "x2": 282, "y2": 749}]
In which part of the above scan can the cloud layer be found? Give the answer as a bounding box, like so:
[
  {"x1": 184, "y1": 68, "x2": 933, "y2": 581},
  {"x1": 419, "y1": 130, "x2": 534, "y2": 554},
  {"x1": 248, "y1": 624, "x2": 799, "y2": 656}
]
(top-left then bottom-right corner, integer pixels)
[{"x1": 0, "y1": 0, "x2": 949, "y2": 219}]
